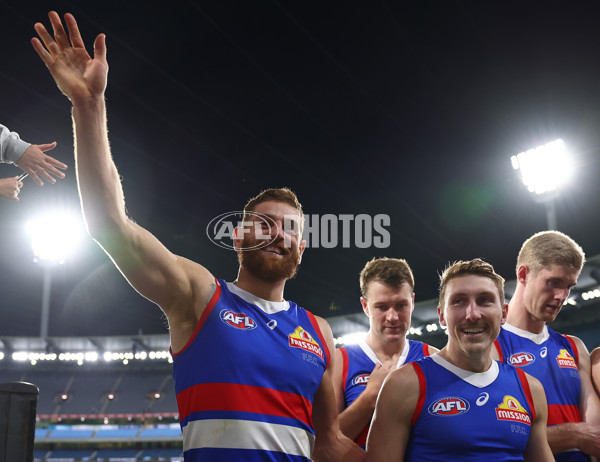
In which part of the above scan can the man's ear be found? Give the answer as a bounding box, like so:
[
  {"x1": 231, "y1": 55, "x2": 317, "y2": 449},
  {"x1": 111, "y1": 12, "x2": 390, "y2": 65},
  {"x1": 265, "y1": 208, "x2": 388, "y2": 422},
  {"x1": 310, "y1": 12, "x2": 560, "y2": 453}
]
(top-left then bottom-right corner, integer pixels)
[
  {"x1": 517, "y1": 264, "x2": 529, "y2": 285},
  {"x1": 360, "y1": 296, "x2": 370, "y2": 317},
  {"x1": 501, "y1": 303, "x2": 508, "y2": 325},
  {"x1": 298, "y1": 239, "x2": 307, "y2": 264},
  {"x1": 438, "y1": 305, "x2": 447, "y2": 327}
]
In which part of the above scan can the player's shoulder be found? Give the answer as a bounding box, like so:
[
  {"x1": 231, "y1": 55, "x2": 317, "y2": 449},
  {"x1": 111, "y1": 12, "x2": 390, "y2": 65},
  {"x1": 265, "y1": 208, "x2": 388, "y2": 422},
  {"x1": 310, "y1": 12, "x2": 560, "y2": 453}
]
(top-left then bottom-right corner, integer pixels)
[{"x1": 386, "y1": 361, "x2": 421, "y2": 392}]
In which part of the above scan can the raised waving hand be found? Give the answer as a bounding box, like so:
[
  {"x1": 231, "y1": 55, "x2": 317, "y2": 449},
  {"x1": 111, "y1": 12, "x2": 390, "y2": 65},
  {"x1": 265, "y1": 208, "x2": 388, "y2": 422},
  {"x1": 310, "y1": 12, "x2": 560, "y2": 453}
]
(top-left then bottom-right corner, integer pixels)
[{"x1": 32, "y1": 12, "x2": 108, "y2": 105}]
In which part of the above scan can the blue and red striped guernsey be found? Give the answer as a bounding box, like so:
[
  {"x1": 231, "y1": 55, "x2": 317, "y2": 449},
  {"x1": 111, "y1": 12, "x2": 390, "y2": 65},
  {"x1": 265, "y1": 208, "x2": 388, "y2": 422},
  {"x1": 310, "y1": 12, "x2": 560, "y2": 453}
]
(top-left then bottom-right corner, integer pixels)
[
  {"x1": 406, "y1": 355, "x2": 534, "y2": 461},
  {"x1": 338, "y1": 338, "x2": 431, "y2": 448},
  {"x1": 494, "y1": 323, "x2": 585, "y2": 461},
  {"x1": 171, "y1": 279, "x2": 329, "y2": 462}
]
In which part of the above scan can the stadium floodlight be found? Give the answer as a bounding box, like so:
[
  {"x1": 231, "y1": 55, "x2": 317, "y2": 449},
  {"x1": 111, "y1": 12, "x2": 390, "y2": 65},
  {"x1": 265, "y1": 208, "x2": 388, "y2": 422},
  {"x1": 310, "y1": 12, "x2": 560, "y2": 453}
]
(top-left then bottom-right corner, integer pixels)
[
  {"x1": 511, "y1": 139, "x2": 573, "y2": 230},
  {"x1": 26, "y1": 210, "x2": 84, "y2": 265},
  {"x1": 26, "y1": 209, "x2": 85, "y2": 339}
]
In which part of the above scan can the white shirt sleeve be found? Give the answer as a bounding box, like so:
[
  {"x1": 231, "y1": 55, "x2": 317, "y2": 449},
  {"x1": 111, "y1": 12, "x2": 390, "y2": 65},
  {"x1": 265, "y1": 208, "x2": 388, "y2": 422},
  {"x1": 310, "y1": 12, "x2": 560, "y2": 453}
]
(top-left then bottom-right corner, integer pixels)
[{"x1": 0, "y1": 124, "x2": 31, "y2": 164}]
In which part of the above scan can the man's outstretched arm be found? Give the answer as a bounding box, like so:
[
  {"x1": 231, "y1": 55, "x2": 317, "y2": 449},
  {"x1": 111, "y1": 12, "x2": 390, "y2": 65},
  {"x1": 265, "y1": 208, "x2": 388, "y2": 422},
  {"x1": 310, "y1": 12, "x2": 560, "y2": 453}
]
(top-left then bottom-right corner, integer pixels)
[{"x1": 31, "y1": 12, "x2": 214, "y2": 349}]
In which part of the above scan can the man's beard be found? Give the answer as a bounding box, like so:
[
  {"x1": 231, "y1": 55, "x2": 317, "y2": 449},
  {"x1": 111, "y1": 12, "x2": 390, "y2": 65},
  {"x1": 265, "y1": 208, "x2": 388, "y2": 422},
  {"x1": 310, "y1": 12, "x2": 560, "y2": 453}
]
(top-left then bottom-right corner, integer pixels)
[{"x1": 237, "y1": 239, "x2": 301, "y2": 283}]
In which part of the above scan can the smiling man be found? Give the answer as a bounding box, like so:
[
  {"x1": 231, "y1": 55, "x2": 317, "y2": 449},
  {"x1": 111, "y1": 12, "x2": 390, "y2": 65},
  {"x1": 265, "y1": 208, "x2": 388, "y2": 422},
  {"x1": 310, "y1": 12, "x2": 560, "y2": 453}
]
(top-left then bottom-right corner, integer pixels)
[
  {"x1": 366, "y1": 259, "x2": 553, "y2": 461},
  {"x1": 333, "y1": 258, "x2": 436, "y2": 448},
  {"x1": 31, "y1": 12, "x2": 364, "y2": 462},
  {"x1": 492, "y1": 231, "x2": 600, "y2": 461}
]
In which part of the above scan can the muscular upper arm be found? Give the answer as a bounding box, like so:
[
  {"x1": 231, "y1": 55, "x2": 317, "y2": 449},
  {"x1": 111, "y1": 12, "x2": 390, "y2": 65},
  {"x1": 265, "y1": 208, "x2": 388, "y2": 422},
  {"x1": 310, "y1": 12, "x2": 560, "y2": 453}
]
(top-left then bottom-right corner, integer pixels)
[
  {"x1": 96, "y1": 218, "x2": 216, "y2": 350},
  {"x1": 569, "y1": 336, "x2": 600, "y2": 425},
  {"x1": 365, "y1": 365, "x2": 419, "y2": 462},
  {"x1": 312, "y1": 317, "x2": 365, "y2": 462},
  {"x1": 523, "y1": 373, "x2": 554, "y2": 462},
  {"x1": 312, "y1": 317, "x2": 340, "y2": 442},
  {"x1": 592, "y1": 347, "x2": 600, "y2": 397},
  {"x1": 332, "y1": 348, "x2": 346, "y2": 413}
]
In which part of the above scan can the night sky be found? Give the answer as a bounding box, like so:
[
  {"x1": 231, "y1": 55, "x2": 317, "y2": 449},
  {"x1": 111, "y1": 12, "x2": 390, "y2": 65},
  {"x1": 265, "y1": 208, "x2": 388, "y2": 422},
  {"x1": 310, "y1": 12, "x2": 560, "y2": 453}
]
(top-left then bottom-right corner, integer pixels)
[{"x1": 1, "y1": 1, "x2": 600, "y2": 337}]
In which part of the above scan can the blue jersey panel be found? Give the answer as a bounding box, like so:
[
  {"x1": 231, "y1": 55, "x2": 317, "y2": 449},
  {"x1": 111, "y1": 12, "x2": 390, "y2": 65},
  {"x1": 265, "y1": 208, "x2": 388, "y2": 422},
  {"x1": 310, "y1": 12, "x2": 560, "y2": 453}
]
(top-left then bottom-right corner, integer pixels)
[
  {"x1": 406, "y1": 357, "x2": 533, "y2": 462},
  {"x1": 495, "y1": 326, "x2": 586, "y2": 461}
]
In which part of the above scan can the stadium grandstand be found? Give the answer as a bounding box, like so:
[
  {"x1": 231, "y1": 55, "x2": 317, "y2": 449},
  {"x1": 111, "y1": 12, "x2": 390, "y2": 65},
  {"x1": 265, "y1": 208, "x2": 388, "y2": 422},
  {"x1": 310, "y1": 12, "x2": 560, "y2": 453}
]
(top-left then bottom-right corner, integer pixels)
[{"x1": 1, "y1": 256, "x2": 599, "y2": 461}]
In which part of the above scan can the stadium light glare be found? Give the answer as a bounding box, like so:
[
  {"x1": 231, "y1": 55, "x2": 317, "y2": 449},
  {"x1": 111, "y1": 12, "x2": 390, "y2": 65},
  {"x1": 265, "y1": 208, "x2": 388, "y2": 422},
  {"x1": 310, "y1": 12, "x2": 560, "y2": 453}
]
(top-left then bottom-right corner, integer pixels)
[
  {"x1": 26, "y1": 209, "x2": 85, "y2": 339},
  {"x1": 26, "y1": 210, "x2": 85, "y2": 265},
  {"x1": 511, "y1": 139, "x2": 572, "y2": 196},
  {"x1": 0, "y1": 352, "x2": 4, "y2": 360},
  {"x1": 511, "y1": 139, "x2": 573, "y2": 230}
]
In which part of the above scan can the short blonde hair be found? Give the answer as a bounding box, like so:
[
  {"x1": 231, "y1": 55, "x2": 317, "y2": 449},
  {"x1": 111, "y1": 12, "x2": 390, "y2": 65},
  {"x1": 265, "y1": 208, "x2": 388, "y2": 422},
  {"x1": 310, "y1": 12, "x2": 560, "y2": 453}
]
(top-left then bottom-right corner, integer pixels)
[{"x1": 517, "y1": 231, "x2": 585, "y2": 276}]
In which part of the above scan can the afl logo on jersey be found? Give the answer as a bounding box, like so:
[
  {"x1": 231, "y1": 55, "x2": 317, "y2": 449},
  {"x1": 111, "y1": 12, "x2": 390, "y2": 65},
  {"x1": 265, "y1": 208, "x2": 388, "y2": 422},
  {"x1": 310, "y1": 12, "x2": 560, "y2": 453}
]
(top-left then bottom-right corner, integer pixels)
[
  {"x1": 351, "y1": 374, "x2": 370, "y2": 386},
  {"x1": 219, "y1": 310, "x2": 257, "y2": 330},
  {"x1": 508, "y1": 352, "x2": 535, "y2": 367},
  {"x1": 428, "y1": 397, "x2": 470, "y2": 416}
]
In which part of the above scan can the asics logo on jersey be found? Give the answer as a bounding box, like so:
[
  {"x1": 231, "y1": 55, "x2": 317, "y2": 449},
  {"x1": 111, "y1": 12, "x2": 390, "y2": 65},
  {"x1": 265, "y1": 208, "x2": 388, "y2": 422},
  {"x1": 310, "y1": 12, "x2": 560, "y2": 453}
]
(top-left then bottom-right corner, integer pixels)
[
  {"x1": 556, "y1": 349, "x2": 577, "y2": 369},
  {"x1": 476, "y1": 392, "x2": 489, "y2": 406},
  {"x1": 508, "y1": 352, "x2": 535, "y2": 367},
  {"x1": 219, "y1": 310, "x2": 257, "y2": 330},
  {"x1": 540, "y1": 346, "x2": 548, "y2": 358},
  {"x1": 428, "y1": 397, "x2": 470, "y2": 416},
  {"x1": 351, "y1": 374, "x2": 370, "y2": 386}
]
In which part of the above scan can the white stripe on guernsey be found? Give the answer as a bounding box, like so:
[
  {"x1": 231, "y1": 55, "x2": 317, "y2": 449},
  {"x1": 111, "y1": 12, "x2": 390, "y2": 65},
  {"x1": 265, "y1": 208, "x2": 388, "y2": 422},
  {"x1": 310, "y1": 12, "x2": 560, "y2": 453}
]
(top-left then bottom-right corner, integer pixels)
[
  {"x1": 182, "y1": 418, "x2": 314, "y2": 457},
  {"x1": 227, "y1": 282, "x2": 290, "y2": 314},
  {"x1": 502, "y1": 322, "x2": 549, "y2": 345},
  {"x1": 358, "y1": 337, "x2": 410, "y2": 368},
  {"x1": 431, "y1": 353, "x2": 499, "y2": 388}
]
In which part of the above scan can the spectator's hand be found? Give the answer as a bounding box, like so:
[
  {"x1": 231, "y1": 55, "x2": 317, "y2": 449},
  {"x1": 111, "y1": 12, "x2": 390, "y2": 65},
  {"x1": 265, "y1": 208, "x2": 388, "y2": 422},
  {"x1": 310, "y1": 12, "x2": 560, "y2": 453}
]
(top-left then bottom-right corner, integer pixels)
[
  {"x1": 0, "y1": 177, "x2": 23, "y2": 201},
  {"x1": 16, "y1": 142, "x2": 67, "y2": 186}
]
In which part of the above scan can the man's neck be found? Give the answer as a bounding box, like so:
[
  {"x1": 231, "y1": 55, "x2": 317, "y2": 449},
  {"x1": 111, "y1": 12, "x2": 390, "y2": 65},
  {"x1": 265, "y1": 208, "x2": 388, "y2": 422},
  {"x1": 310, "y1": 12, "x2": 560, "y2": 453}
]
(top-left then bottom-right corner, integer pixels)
[
  {"x1": 506, "y1": 300, "x2": 546, "y2": 335},
  {"x1": 365, "y1": 333, "x2": 406, "y2": 363},
  {"x1": 234, "y1": 267, "x2": 286, "y2": 302},
  {"x1": 438, "y1": 345, "x2": 492, "y2": 373}
]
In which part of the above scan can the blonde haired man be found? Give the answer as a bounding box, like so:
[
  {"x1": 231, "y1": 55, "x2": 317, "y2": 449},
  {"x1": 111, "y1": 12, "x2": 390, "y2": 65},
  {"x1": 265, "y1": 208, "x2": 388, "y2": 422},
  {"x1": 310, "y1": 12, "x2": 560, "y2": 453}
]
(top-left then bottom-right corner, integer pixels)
[{"x1": 492, "y1": 231, "x2": 600, "y2": 460}]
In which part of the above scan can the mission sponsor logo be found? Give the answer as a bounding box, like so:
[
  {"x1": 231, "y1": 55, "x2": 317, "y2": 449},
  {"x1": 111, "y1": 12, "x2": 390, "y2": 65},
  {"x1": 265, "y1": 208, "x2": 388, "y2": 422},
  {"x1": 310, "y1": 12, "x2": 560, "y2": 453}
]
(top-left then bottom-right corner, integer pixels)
[
  {"x1": 288, "y1": 327, "x2": 324, "y2": 360},
  {"x1": 508, "y1": 352, "x2": 535, "y2": 367},
  {"x1": 219, "y1": 310, "x2": 257, "y2": 330},
  {"x1": 556, "y1": 349, "x2": 577, "y2": 369},
  {"x1": 428, "y1": 397, "x2": 470, "y2": 416},
  {"x1": 351, "y1": 374, "x2": 370, "y2": 386},
  {"x1": 495, "y1": 395, "x2": 531, "y2": 425}
]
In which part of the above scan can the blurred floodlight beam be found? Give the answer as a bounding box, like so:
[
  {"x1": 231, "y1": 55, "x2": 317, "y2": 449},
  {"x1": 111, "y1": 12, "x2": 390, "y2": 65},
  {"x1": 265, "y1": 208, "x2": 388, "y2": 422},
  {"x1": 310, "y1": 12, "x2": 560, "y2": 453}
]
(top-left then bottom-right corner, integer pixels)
[
  {"x1": 511, "y1": 139, "x2": 573, "y2": 195},
  {"x1": 26, "y1": 210, "x2": 85, "y2": 264}
]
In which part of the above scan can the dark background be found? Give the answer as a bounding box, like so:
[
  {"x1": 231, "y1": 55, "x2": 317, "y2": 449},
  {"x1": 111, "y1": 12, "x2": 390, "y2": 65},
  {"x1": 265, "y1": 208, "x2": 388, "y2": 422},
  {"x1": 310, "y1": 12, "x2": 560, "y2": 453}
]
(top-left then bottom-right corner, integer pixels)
[{"x1": 1, "y1": 1, "x2": 599, "y2": 337}]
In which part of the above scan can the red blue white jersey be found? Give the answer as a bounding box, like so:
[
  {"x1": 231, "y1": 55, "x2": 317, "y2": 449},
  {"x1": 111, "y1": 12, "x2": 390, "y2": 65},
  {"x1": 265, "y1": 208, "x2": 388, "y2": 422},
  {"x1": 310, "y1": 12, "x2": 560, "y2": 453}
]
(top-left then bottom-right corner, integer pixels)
[
  {"x1": 406, "y1": 354, "x2": 535, "y2": 461},
  {"x1": 494, "y1": 323, "x2": 586, "y2": 462},
  {"x1": 338, "y1": 338, "x2": 431, "y2": 447},
  {"x1": 171, "y1": 279, "x2": 330, "y2": 462}
]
